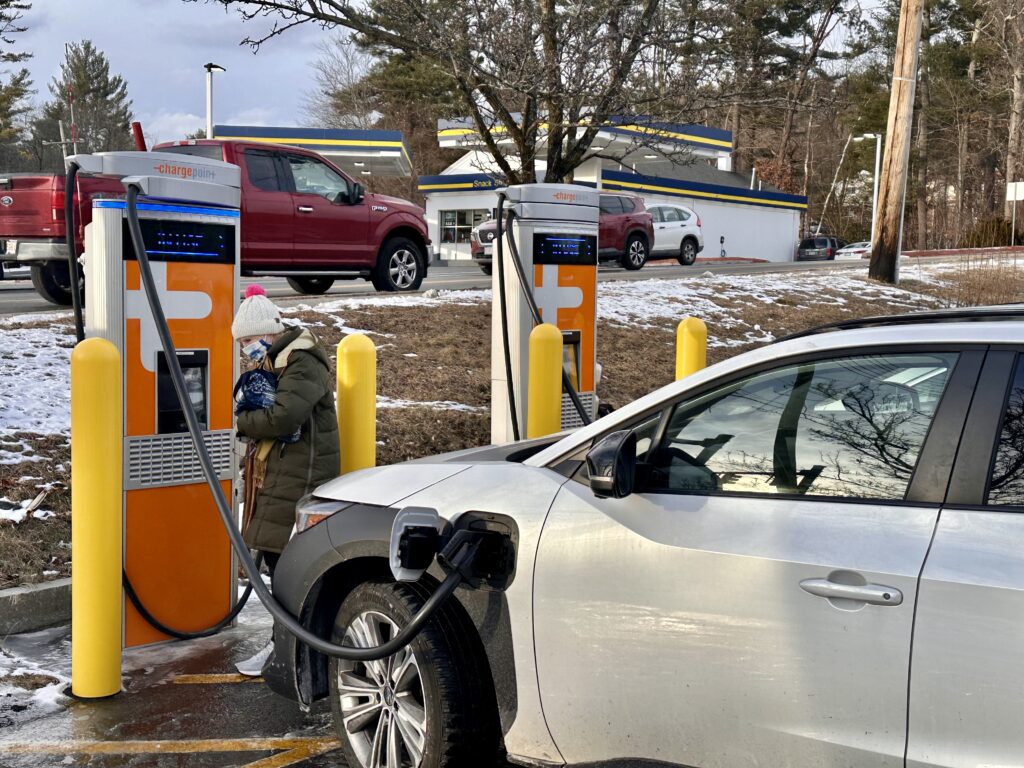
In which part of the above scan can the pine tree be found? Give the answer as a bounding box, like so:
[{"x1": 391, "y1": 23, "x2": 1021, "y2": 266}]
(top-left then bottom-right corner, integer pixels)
[
  {"x1": 42, "y1": 40, "x2": 133, "y2": 153},
  {"x1": 0, "y1": 1, "x2": 32, "y2": 146}
]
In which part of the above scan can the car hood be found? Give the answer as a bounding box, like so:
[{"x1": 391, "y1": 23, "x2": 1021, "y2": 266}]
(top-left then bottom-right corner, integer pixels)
[
  {"x1": 367, "y1": 193, "x2": 423, "y2": 215},
  {"x1": 313, "y1": 463, "x2": 471, "y2": 507}
]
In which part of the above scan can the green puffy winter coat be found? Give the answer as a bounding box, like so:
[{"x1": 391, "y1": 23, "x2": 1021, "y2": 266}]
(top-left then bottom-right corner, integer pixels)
[{"x1": 236, "y1": 327, "x2": 339, "y2": 553}]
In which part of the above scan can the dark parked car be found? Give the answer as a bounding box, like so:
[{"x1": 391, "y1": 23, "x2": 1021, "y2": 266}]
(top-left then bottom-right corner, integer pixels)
[
  {"x1": 470, "y1": 193, "x2": 655, "y2": 274},
  {"x1": 797, "y1": 236, "x2": 847, "y2": 261}
]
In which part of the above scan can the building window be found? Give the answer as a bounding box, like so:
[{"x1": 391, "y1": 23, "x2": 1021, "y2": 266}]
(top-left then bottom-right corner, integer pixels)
[{"x1": 440, "y1": 209, "x2": 490, "y2": 244}]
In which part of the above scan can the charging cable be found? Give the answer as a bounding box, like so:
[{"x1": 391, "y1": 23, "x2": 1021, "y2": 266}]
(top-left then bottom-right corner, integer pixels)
[{"x1": 124, "y1": 182, "x2": 477, "y2": 660}]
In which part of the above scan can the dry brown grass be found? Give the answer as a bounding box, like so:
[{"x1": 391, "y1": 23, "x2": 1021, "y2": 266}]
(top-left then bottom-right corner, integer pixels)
[
  {"x1": 903, "y1": 253, "x2": 1024, "y2": 307},
  {"x1": 0, "y1": 269, "x2": 992, "y2": 588},
  {"x1": 0, "y1": 435, "x2": 71, "y2": 589}
]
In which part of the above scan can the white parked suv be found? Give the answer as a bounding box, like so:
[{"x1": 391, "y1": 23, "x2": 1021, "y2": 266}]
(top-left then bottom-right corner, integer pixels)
[
  {"x1": 265, "y1": 306, "x2": 1024, "y2": 768},
  {"x1": 648, "y1": 202, "x2": 704, "y2": 265}
]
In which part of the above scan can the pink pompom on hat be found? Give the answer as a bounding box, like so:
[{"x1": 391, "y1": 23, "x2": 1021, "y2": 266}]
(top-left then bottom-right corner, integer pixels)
[{"x1": 232, "y1": 283, "x2": 285, "y2": 340}]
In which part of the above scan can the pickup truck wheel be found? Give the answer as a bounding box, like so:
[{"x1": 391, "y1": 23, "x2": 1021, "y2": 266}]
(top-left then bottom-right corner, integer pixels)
[
  {"x1": 286, "y1": 276, "x2": 335, "y2": 295},
  {"x1": 31, "y1": 261, "x2": 79, "y2": 306},
  {"x1": 328, "y1": 581, "x2": 499, "y2": 768},
  {"x1": 620, "y1": 234, "x2": 648, "y2": 271},
  {"x1": 678, "y1": 238, "x2": 698, "y2": 266},
  {"x1": 373, "y1": 238, "x2": 424, "y2": 293}
]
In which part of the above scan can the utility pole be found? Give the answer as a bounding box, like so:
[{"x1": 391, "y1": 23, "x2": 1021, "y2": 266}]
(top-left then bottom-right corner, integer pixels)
[{"x1": 869, "y1": 0, "x2": 925, "y2": 284}]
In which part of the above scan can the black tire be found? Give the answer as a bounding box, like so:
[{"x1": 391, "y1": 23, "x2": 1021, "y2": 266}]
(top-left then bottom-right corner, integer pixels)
[
  {"x1": 328, "y1": 581, "x2": 499, "y2": 768},
  {"x1": 479, "y1": 263, "x2": 492, "y2": 276},
  {"x1": 285, "y1": 276, "x2": 335, "y2": 295},
  {"x1": 373, "y1": 238, "x2": 425, "y2": 292},
  {"x1": 619, "y1": 234, "x2": 648, "y2": 270},
  {"x1": 31, "y1": 261, "x2": 79, "y2": 306},
  {"x1": 677, "y1": 238, "x2": 699, "y2": 266}
]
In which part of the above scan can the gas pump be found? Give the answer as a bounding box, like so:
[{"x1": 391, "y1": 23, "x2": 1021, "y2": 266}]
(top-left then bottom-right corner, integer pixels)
[
  {"x1": 76, "y1": 151, "x2": 242, "y2": 647},
  {"x1": 491, "y1": 184, "x2": 600, "y2": 444}
]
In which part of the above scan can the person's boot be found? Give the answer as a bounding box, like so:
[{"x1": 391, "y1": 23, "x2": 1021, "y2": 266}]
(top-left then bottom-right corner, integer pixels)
[{"x1": 235, "y1": 639, "x2": 273, "y2": 677}]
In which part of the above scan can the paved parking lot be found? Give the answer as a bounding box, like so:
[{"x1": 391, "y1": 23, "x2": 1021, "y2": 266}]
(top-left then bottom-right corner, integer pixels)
[{"x1": 0, "y1": 598, "x2": 343, "y2": 768}]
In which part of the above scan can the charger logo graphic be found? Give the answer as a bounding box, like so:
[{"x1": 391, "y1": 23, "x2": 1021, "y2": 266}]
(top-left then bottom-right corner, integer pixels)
[
  {"x1": 153, "y1": 163, "x2": 216, "y2": 182},
  {"x1": 124, "y1": 261, "x2": 213, "y2": 372}
]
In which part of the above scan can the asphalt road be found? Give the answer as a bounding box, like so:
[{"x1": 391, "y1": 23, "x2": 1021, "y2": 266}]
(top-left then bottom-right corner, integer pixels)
[{"x1": 0, "y1": 257, "x2": 902, "y2": 318}]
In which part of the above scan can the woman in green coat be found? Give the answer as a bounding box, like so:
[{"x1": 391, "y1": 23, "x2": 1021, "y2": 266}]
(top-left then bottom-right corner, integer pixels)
[{"x1": 231, "y1": 284, "x2": 339, "y2": 675}]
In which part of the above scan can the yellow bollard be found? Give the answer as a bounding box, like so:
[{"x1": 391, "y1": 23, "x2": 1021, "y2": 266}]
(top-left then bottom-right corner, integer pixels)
[
  {"x1": 71, "y1": 338, "x2": 123, "y2": 699},
  {"x1": 527, "y1": 323, "x2": 564, "y2": 439},
  {"x1": 337, "y1": 334, "x2": 377, "y2": 474},
  {"x1": 676, "y1": 317, "x2": 708, "y2": 380}
]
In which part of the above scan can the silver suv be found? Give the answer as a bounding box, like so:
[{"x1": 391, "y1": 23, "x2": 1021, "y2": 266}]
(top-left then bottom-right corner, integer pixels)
[{"x1": 265, "y1": 306, "x2": 1024, "y2": 768}]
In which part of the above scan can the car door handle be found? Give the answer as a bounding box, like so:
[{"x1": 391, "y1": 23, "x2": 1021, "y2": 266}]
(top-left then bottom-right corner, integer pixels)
[
  {"x1": 297, "y1": 205, "x2": 314, "y2": 213},
  {"x1": 657, "y1": 225, "x2": 666, "y2": 229},
  {"x1": 799, "y1": 578, "x2": 903, "y2": 606}
]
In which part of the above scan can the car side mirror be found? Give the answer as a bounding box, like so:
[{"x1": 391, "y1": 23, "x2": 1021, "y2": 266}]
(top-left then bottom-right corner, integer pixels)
[
  {"x1": 586, "y1": 430, "x2": 637, "y2": 499},
  {"x1": 351, "y1": 182, "x2": 364, "y2": 205}
]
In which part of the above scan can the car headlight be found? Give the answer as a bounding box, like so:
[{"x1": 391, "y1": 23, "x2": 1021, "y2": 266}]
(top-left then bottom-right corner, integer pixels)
[
  {"x1": 295, "y1": 495, "x2": 352, "y2": 533},
  {"x1": 486, "y1": 231, "x2": 495, "y2": 242}
]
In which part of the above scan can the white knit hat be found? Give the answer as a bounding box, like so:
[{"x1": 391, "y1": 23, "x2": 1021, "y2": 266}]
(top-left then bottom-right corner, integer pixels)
[{"x1": 232, "y1": 284, "x2": 285, "y2": 339}]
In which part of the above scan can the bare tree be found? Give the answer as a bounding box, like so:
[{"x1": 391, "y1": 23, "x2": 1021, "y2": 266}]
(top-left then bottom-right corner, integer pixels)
[
  {"x1": 191, "y1": 0, "x2": 722, "y2": 183},
  {"x1": 304, "y1": 34, "x2": 376, "y2": 129}
]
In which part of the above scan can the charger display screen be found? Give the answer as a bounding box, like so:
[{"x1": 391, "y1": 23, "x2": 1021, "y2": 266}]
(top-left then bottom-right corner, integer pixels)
[
  {"x1": 122, "y1": 219, "x2": 235, "y2": 264},
  {"x1": 533, "y1": 233, "x2": 597, "y2": 265}
]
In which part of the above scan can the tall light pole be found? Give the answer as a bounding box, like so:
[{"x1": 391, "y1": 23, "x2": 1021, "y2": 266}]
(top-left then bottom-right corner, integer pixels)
[
  {"x1": 204, "y1": 63, "x2": 225, "y2": 139},
  {"x1": 853, "y1": 133, "x2": 882, "y2": 243}
]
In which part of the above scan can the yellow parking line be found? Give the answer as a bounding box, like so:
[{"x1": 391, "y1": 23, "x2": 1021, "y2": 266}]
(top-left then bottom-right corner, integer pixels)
[
  {"x1": 0, "y1": 737, "x2": 339, "y2": 755},
  {"x1": 172, "y1": 673, "x2": 263, "y2": 684},
  {"x1": 240, "y1": 740, "x2": 342, "y2": 768}
]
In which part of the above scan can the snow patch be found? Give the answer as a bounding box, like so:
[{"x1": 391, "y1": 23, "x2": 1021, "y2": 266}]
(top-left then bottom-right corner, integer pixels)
[{"x1": 376, "y1": 395, "x2": 484, "y2": 413}]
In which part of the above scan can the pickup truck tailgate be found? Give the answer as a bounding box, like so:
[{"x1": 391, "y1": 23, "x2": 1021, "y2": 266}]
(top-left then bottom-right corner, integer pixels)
[{"x1": 0, "y1": 175, "x2": 62, "y2": 239}]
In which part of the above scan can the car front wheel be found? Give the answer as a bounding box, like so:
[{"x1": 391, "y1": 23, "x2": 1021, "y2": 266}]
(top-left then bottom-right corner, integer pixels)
[
  {"x1": 620, "y1": 235, "x2": 648, "y2": 270},
  {"x1": 373, "y1": 238, "x2": 425, "y2": 292},
  {"x1": 328, "y1": 581, "x2": 498, "y2": 768}
]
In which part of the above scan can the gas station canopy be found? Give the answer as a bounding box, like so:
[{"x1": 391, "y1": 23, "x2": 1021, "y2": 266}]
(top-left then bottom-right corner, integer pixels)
[
  {"x1": 436, "y1": 116, "x2": 733, "y2": 159},
  {"x1": 212, "y1": 125, "x2": 412, "y2": 177}
]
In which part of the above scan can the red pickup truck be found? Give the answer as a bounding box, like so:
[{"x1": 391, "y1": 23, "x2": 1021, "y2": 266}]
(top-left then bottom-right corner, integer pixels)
[{"x1": 0, "y1": 139, "x2": 431, "y2": 305}]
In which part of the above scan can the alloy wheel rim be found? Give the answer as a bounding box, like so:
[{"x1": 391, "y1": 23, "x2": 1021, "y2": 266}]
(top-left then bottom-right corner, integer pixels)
[
  {"x1": 338, "y1": 611, "x2": 427, "y2": 768},
  {"x1": 389, "y1": 250, "x2": 418, "y2": 289},
  {"x1": 683, "y1": 242, "x2": 695, "y2": 261},
  {"x1": 629, "y1": 241, "x2": 645, "y2": 266}
]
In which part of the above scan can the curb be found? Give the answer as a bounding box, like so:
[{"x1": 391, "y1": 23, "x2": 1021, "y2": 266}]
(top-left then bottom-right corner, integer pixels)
[{"x1": 0, "y1": 578, "x2": 70, "y2": 635}]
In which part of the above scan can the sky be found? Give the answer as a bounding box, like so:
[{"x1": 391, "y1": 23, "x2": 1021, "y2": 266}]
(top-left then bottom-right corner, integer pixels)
[{"x1": 16, "y1": 0, "x2": 334, "y2": 146}]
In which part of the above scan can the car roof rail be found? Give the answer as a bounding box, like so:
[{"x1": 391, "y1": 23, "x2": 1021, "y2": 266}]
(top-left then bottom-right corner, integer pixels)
[{"x1": 777, "y1": 304, "x2": 1024, "y2": 343}]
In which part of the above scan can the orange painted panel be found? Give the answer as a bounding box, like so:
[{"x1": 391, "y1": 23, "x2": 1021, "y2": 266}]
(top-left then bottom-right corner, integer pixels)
[
  {"x1": 124, "y1": 261, "x2": 235, "y2": 437},
  {"x1": 124, "y1": 480, "x2": 234, "y2": 647},
  {"x1": 534, "y1": 263, "x2": 597, "y2": 391}
]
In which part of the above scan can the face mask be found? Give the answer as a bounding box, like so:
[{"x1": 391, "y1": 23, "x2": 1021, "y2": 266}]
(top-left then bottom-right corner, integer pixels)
[{"x1": 242, "y1": 338, "x2": 272, "y2": 361}]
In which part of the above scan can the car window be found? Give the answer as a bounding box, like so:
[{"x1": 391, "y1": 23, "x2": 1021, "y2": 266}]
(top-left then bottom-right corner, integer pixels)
[
  {"x1": 638, "y1": 353, "x2": 957, "y2": 500},
  {"x1": 662, "y1": 207, "x2": 682, "y2": 223},
  {"x1": 619, "y1": 197, "x2": 637, "y2": 212},
  {"x1": 287, "y1": 155, "x2": 351, "y2": 202},
  {"x1": 244, "y1": 151, "x2": 282, "y2": 192},
  {"x1": 600, "y1": 196, "x2": 623, "y2": 215},
  {"x1": 799, "y1": 238, "x2": 817, "y2": 249},
  {"x1": 816, "y1": 238, "x2": 830, "y2": 248},
  {"x1": 648, "y1": 207, "x2": 663, "y2": 223},
  {"x1": 986, "y1": 358, "x2": 1024, "y2": 505}
]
